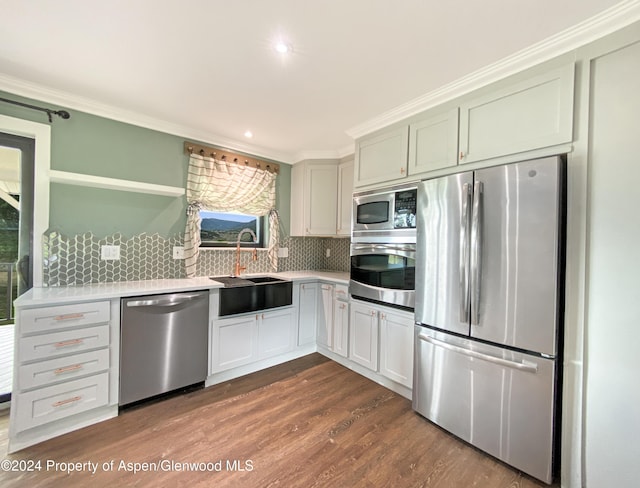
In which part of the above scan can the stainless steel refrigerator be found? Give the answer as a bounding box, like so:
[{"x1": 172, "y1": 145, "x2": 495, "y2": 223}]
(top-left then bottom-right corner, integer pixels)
[{"x1": 413, "y1": 155, "x2": 564, "y2": 484}]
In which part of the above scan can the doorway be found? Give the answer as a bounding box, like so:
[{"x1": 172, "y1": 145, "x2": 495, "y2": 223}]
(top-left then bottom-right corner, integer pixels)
[{"x1": 0, "y1": 132, "x2": 35, "y2": 405}]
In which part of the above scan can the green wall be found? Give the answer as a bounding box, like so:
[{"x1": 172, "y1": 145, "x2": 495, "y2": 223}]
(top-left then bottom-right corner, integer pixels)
[{"x1": 0, "y1": 90, "x2": 291, "y2": 237}]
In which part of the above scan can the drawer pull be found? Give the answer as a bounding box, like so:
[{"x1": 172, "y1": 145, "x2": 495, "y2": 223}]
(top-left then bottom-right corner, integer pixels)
[
  {"x1": 54, "y1": 364, "x2": 83, "y2": 375},
  {"x1": 52, "y1": 396, "x2": 82, "y2": 408},
  {"x1": 54, "y1": 313, "x2": 85, "y2": 321},
  {"x1": 54, "y1": 338, "x2": 84, "y2": 348}
]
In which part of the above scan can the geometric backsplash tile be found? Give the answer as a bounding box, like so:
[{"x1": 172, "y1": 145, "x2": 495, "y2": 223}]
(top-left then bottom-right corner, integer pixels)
[{"x1": 42, "y1": 230, "x2": 350, "y2": 287}]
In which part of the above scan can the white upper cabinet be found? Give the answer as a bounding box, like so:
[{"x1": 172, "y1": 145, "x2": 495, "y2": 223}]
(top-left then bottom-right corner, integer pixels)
[
  {"x1": 354, "y1": 126, "x2": 409, "y2": 188},
  {"x1": 290, "y1": 160, "x2": 338, "y2": 236},
  {"x1": 336, "y1": 158, "x2": 354, "y2": 236},
  {"x1": 408, "y1": 108, "x2": 459, "y2": 175},
  {"x1": 458, "y1": 63, "x2": 575, "y2": 164},
  {"x1": 354, "y1": 62, "x2": 575, "y2": 190}
]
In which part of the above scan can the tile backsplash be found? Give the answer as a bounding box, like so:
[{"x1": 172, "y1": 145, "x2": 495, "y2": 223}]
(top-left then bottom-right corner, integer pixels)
[{"x1": 42, "y1": 230, "x2": 350, "y2": 286}]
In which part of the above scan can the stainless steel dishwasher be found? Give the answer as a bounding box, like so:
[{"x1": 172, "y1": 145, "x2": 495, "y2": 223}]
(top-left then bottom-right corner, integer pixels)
[{"x1": 119, "y1": 290, "x2": 209, "y2": 406}]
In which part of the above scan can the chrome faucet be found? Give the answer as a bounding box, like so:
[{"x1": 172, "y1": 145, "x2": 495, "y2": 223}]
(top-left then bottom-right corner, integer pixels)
[{"x1": 233, "y1": 228, "x2": 258, "y2": 277}]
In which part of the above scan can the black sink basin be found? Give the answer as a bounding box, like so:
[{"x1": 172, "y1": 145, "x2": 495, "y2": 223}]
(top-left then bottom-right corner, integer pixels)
[
  {"x1": 210, "y1": 276, "x2": 292, "y2": 316},
  {"x1": 245, "y1": 276, "x2": 285, "y2": 284}
]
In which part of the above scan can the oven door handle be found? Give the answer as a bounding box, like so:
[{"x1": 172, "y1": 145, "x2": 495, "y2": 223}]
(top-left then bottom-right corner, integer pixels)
[{"x1": 351, "y1": 244, "x2": 416, "y2": 259}]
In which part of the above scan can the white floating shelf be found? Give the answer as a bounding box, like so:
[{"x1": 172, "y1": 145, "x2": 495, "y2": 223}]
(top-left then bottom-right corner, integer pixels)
[{"x1": 49, "y1": 170, "x2": 185, "y2": 197}]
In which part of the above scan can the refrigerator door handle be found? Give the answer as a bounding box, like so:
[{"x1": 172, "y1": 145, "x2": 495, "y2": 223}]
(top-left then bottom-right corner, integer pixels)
[
  {"x1": 470, "y1": 180, "x2": 483, "y2": 326},
  {"x1": 417, "y1": 333, "x2": 539, "y2": 373},
  {"x1": 459, "y1": 183, "x2": 472, "y2": 322}
]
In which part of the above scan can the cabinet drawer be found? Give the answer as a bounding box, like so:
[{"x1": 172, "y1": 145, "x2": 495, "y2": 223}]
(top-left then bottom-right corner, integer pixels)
[
  {"x1": 20, "y1": 301, "x2": 110, "y2": 334},
  {"x1": 14, "y1": 373, "x2": 109, "y2": 432},
  {"x1": 18, "y1": 349, "x2": 110, "y2": 390},
  {"x1": 334, "y1": 284, "x2": 349, "y2": 301},
  {"x1": 19, "y1": 325, "x2": 110, "y2": 363}
]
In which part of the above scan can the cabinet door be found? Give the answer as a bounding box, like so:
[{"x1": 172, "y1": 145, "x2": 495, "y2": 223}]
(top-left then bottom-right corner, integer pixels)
[
  {"x1": 332, "y1": 300, "x2": 349, "y2": 358},
  {"x1": 408, "y1": 108, "x2": 459, "y2": 175},
  {"x1": 355, "y1": 126, "x2": 409, "y2": 188},
  {"x1": 316, "y1": 284, "x2": 334, "y2": 348},
  {"x1": 379, "y1": 308, "x2": 414, "y2": 388},
  {"x1": 306, "y1": 163, "x2": 338, "y2": 235},
  {"x1": 258, "y1": 309, "x2": 295, "y2": 359},
  {"x1": 211, "y1": 315, "x2": 257, "y2": 372},
  {"x1": 336, "y1": 159, "x2": 354, "y2": 235},
  {"x1": 297, "y1": 282, "x2": 318, "y2": 346},
  {"x1": 458, "y1": 63, "x2": 574, "y2": 164},
  {"x1": 349, "y1": 301, "x2": 379, "y2": 371}
]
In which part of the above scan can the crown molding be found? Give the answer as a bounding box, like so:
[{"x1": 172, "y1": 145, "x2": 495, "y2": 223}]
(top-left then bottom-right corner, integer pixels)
[
  {"x1": 346, "y1": 1, "x2": 640, "y2": 139},
  {"x1": 0, "y1": 73, "x2": 295, "y2": 164},
  {"x1": 292, "y1": 149, "x2": 341, "y2": 163},
  {"x1": 337, "y1": 144, "x2": 355, "y2": 159}
]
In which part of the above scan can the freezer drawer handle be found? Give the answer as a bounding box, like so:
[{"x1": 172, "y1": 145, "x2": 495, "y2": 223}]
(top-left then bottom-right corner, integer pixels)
[
  {"x1": 126, "y1": 293, "x2": 204, "y2": 308},
  {"x1": 418, "y1": 333, "x2": 538, "y2": 373}
]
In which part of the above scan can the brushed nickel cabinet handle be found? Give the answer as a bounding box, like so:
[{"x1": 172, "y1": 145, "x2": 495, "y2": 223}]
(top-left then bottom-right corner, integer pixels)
[{"x1": 52, "y1": 396, "x2": 82, "y2": 408}]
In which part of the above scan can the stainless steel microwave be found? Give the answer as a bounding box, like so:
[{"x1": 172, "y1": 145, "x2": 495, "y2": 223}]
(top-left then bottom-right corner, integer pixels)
[{"x1": 352, "y1": 184, "x2": 417, "y2": 243}]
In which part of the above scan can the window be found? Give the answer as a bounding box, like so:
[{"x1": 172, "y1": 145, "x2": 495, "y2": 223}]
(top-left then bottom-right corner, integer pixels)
[{"x1": 199, "y1": 210, "x2": 264, "y2": 248}]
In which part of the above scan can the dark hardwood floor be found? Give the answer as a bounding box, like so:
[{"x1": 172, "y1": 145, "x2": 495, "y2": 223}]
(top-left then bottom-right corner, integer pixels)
[{"x1": 0, "y1": 354, "x2": 555, "y2": 487}]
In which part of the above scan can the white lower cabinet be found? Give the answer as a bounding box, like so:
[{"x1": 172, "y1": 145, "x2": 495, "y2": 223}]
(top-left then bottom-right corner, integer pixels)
[
  {"x1": 316, "y1": 283, "x2": 334, "y2": 349},
  {"x1": 9, "y1": 300, "x2": 116, "y2": 453},
  {"x1": 258, "y1": 309, "x2": 295, "y2": 358},
  {"x1": 349, "y1": 299, "x2": 414, "y2": 386},
  {"x1": 297, "y1": 282, "x2": 318, "y2": 346},
  {"x1": 212, "y1": 315, "x2": 257, "y2": 372},
  {"x1": 211, "y1": 307, "x2": 295, "y2": 373},
  {"x1": 379, "y1": 308, "x2": 414, "y2": 388},
  {"x1": 332, "y1": 296, "x2": 349, "y2": 358},
  {"x1": 349, "y1": 301, "x2": 379, "y2": 371}
]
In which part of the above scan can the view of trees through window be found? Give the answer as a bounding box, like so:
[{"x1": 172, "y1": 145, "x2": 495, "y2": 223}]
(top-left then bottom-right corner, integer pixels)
[
  {"x1": 0, "y1": 196, "x2": 18, "y2": 322},
  {"x1": 199, "y1": 210, "x2": 262, "y2": 247}
]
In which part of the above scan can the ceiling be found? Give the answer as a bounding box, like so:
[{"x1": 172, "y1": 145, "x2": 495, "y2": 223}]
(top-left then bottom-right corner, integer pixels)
[{"x1": 0, "y1": 0, "x2": 631, "y2": 163}]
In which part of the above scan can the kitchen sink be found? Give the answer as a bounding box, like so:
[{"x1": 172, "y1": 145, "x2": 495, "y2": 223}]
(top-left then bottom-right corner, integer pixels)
[
  {"x1": 210, "y1": 275, "x2": 293, "y2": 316},
  {"x1": 244, "y1": 276, "x2": 285, "y2": 284}
]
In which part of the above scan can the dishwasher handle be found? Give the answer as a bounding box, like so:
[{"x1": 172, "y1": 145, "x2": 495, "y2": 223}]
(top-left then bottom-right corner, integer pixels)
[{"x1": 126, "y1": 292, "x2": 206, "y2": 308}]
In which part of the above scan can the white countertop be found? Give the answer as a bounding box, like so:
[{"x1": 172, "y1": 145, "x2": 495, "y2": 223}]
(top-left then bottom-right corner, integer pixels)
[{"x1": 15, "y1": 271, "x2": 350, "y2": 308}]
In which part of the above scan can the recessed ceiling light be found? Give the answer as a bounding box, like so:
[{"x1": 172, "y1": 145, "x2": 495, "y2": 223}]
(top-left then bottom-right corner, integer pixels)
[
  {"x1": 274, "y1": 41, "x2": 292, "y2": 54},
  {"x1": 244, "y1": 130, "x2": 253, "y2": 138}
]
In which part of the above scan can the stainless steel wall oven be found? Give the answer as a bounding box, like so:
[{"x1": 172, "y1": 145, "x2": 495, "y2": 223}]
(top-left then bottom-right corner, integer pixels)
[
  {"x1": 350, "y1": 242, "x2": 416, "y2": 310},
  {"x1": 350, "y1": 184, "x2": 417, "y2": 310}
]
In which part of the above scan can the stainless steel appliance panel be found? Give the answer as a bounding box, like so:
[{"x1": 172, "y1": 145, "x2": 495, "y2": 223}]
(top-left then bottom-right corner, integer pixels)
[
  {"x1": 120, "y1": 291, "x2": 209, "y2": 406},
  {"x1": 350, "y1": 242, "x2": 416, "y2": 309},
  {"x1": 413, "y1": 327, "x2": 556, "y2": 484},
  {"x1": 352, "y1": 184, "x2": 417, "y2": 243},
  {"x1": 415, "y1": 172, "x2": 473, "y2": 335},
  {"x1": 471, "y1": 157, "x2": 562, "y2": 356}
]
